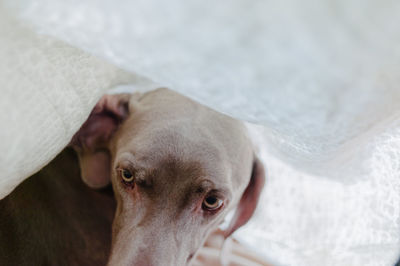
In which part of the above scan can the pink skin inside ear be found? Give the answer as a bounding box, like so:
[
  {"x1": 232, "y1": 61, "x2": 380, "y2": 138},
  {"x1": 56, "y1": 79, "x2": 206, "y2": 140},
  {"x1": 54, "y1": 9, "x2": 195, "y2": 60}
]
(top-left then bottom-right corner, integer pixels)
[
  {"x1": 79, "y1": 114, "x2": 119, "y2": 148},
  {"x1": 71, "y1": 94, "x2": 129, "y2": 149},
  {"x1": 223, "y1": 160, "x2": 265, "y2": 238},
  {"x1": 70, "y1": 94, "x2": 130, "y2": 189}
]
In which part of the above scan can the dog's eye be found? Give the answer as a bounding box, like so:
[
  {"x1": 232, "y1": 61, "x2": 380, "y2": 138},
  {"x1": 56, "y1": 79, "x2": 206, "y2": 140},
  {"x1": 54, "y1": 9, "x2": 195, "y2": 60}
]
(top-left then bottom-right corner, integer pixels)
[
  {"x1": 121, "y1": 169, "x2": 134, "y2": 183},
  {"x1": 202, "y1": 196, "x2": 223, "y2": 211}
]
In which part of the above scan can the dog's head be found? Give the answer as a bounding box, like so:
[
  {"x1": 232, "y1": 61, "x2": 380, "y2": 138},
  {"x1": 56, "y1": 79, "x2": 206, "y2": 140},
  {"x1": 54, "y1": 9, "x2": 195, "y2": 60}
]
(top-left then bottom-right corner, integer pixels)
[{"x1": 71, "y1": 88, "x2": 265, "y2": 266}]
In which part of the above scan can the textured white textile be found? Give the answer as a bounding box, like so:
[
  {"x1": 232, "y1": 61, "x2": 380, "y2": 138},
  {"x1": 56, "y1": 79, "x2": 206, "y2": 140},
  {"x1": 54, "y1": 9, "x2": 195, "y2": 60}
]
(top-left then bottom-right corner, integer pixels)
[
  {"x1": 1, "y1": 0, "x2": 400, "y2": 265},
  {"x1": 0, "y1": 4, "x2": 138, "y2": 199}
]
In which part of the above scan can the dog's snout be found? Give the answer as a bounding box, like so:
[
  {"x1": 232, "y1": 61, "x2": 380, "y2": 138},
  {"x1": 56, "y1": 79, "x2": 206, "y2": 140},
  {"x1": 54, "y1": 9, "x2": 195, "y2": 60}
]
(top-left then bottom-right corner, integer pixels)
[
  {"x1": 129, "y1": 253, "x2": 177, "y2": 266},
  {"x1": 131, "y1": 256, "x2": 155, "y2": 266}
]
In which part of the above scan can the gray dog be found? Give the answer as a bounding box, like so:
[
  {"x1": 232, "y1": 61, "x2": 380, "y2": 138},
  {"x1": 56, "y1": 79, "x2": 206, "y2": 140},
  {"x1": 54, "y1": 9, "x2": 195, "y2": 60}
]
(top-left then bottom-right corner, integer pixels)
[{"x1": 0, "y1": 88, "x2": 265, "y2": 266}]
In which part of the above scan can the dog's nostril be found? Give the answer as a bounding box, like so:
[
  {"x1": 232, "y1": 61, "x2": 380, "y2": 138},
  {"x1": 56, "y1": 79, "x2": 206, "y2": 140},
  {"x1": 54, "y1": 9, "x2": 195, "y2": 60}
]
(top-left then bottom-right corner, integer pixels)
[{"x1": 187, "y1": 253, "x2": 194, "y2": 262}]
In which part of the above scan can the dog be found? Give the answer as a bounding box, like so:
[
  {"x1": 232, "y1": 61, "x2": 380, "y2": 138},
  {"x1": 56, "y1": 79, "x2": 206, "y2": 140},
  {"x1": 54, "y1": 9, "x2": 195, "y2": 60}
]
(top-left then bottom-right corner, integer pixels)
[{"x1": 0, "y1": 88, "x2": 265, "y2": 265}]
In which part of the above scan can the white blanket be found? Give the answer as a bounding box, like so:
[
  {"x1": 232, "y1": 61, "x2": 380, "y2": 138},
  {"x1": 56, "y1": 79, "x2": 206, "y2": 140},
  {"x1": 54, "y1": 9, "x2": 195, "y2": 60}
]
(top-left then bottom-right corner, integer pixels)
[{"x1": 1, "y1": 0, "x2": 400, "y2": 265}]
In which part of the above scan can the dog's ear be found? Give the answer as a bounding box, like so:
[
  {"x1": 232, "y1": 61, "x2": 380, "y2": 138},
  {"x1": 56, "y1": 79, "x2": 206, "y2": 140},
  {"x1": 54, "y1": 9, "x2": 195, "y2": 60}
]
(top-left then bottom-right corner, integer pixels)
[
  {"x1": 223, "y1": 156, "x2": 265, "y2": 238},
  {"x1": 70, "y1": 93, "x2": 131, "y2": 189}
]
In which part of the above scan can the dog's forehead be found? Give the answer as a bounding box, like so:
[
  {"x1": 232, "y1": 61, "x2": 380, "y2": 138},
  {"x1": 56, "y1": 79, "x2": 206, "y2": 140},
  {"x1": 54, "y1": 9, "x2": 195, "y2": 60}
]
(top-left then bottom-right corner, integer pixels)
[
  {"x1": 127, "y1": 88, "x2": 253, "y2": 156},
  {"x1": 117, "y1": 132, "x2": 234, "y2": 187},
  {"x1": 114, "y1": 88, "x2": 254, "y2": 189}
]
